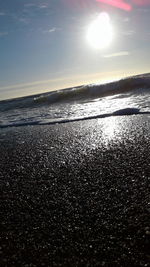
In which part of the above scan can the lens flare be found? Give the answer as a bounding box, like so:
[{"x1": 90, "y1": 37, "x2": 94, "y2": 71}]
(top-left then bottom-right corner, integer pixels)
[{"x1": 96, "y1": 0, "x2": 132, "y2": 11}]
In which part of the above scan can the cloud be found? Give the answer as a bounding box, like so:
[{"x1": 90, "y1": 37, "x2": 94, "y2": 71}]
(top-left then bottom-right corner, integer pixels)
[
  {"x1": 48, "y1": 27, "x2": 57, "y2": 33},
  {"x1": 123, "y1": 17, "x2": 130, "y2": 22},
  {"x1": 11, "y1": 12, "x2": 31, "y2": 24},
  {"x1": 18, "y1": 17, "x2": 30, "y2": 24},
  {"x1": 0, "y1": 12, "x2": 5, "y2": 16},
  {"x1": 43, "y1": 27, "x2": 61, "y2": 34},
  {"x1": 103, "y1": 51, "x2": 130, "y2": 58},
  {"x1": 38, "y1": 4, "x2": 48, "y2": 9},
  {"x1": 0, "y1": 77, "x2": 68, "y2": 91},
  {"x1": 24, "y1": 3, "x2": 48, "y2": 9},
  {"x1": 0, "y1": 32, "x2": 8, "y2": 37},
  {"x1": 0, "y1": 69, "x2": 127, "y2": 92},
  {"x1": 122, "y1": 30, "x2": 135, "y2": 36}
]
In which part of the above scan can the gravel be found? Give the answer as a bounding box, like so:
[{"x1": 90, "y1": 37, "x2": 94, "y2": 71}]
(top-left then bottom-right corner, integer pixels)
[{"x1": 0, "y1": 115, "x2": 150, "y2": 266}]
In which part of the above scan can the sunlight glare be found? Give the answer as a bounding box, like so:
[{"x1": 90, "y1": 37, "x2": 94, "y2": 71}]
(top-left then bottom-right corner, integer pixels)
[{"x1": 87, "y1": 13, "x2": 113, "y2": 49}]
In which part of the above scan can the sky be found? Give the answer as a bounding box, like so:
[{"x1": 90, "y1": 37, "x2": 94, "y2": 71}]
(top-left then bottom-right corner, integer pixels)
[{"x1": 0, "y1": 0, "x2": 150, "y2": 100}]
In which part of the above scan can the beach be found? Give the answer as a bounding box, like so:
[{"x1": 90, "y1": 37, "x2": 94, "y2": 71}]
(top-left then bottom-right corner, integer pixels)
[{"x1": 0, "y1": 115, "x2": 150, "y2": 266}]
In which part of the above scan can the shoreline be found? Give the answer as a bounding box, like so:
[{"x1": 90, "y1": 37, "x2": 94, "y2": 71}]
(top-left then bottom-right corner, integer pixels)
[{"x1": 1, "y1": 110, "x2": 150, "y2": 129}]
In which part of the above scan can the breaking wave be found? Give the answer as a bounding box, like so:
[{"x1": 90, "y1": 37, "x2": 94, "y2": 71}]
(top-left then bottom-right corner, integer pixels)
[
  {"x1": 0, "y1": 73, "x2": 150, "y2": 128},
  {"x1": 34, "y1": 75, "x2": 150, "y2": 106},
  {"x1": 0, "y1": 73, "x2": 150, "y2": 112},
  {"x1": 0, "y1": 108, "x2": 150, "y2": 129}
]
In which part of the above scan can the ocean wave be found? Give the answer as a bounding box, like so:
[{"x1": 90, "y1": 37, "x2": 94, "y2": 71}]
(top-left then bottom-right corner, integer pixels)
[
  {"x1": 0, "y1": 73, "x2": 150, "y2": 112},
  {"x1": 0, "y1": 108, "x2": 150, "y2": 129},
  {"x1": 33, "y1": 75, "x2": 150, "y2": 105}
]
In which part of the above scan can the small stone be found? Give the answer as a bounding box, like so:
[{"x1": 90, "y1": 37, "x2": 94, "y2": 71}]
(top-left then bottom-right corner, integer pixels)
[{"x1": 145, "y1": 231, "x2": 150, "y2": 235}]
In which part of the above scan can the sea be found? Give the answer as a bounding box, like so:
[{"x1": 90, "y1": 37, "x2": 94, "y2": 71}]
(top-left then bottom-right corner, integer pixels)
[{"x1": 0, "y1": 73, "x2": 150, "y2": 128}]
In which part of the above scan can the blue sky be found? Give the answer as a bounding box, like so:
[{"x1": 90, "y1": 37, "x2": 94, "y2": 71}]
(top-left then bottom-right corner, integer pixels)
[{"x1": 0, "y1": 0, "x2": 150, "y2": 100}]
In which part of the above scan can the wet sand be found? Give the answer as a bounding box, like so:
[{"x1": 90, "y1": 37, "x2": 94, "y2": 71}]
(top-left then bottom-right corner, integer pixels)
[{"x1": 0, "y1": 115, "x2": 150, "y2": 266}]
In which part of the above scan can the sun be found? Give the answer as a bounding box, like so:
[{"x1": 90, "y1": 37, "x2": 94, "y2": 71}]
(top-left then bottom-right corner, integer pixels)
[{"x1": 87, "y1": 13, "x2": 113, "y2": 49}]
